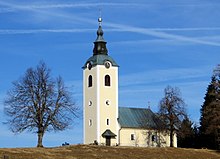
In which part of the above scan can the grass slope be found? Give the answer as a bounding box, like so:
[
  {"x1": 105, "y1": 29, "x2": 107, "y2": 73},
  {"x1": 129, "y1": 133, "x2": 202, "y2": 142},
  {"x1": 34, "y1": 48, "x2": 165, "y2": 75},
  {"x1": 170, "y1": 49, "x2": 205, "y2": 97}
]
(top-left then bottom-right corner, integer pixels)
[{"x1": 0, "y1": 145, "x2": 220, "y2": 159}]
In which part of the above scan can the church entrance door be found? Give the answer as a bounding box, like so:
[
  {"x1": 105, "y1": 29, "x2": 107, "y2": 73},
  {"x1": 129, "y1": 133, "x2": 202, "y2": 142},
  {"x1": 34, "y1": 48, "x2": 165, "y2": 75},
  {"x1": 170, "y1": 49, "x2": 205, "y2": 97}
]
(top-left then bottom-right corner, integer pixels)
[
  {"x1": 102, "y1": 129, "x2": 116, "y2": 146},
  {"x1": 106, "y1": 137, "x2": 111, "y2": 146}
]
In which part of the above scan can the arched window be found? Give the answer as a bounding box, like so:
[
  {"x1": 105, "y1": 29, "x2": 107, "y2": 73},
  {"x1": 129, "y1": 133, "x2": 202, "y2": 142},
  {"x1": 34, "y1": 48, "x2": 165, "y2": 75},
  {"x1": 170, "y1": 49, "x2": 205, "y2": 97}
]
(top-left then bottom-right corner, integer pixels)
[
  {"x1": 89, "y1": 119, "x2": 92, "y2": 126},
  {"x1": 107, "y1": 119, "x2": 110, "y2": 125},
  {"x1": 88, "y1": 75, "x2": 92, "y2": 87},
  {"x1": 105, "y1": 75, "x2": 111, "y2": 86},
  {"x1": 131, "y1": 134, "x2": 135, "y2": 140}
]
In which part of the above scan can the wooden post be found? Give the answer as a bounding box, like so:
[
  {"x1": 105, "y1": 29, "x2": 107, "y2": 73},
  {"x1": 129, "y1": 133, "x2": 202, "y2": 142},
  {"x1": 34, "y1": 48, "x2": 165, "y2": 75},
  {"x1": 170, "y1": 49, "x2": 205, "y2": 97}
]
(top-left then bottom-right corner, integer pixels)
[{"x1": 3, "y1": 155, "x2": 9, "y2": 159}]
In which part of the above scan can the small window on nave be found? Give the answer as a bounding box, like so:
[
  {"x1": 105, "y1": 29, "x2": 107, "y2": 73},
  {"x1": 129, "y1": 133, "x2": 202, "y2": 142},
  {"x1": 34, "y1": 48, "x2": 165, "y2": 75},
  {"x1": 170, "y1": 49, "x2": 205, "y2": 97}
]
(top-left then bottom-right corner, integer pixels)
[{"x1": 131, "y1": 134, "x2": 135, "y2": 140}]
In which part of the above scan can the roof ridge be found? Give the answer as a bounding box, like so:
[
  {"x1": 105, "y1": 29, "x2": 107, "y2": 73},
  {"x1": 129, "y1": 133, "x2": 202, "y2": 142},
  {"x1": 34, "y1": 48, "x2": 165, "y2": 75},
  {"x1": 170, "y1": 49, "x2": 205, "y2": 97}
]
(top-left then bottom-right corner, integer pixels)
[{"x1": 119, "y1": 106, "x2": 151, "y2": 110}]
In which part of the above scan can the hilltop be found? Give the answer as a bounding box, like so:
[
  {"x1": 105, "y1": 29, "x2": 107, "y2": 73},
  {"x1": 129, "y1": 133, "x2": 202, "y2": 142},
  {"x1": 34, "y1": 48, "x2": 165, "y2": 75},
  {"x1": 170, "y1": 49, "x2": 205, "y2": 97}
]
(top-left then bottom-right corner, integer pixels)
[{"x1": 0, "y1": 145, "x2": 220, "y2": 159}]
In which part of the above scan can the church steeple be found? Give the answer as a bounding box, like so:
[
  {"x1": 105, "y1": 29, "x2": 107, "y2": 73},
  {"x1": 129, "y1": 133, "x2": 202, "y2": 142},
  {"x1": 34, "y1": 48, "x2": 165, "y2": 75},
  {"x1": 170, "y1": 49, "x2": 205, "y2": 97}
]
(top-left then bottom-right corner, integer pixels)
[
  {"x1": 83, "y1": 17, "x2": 119, "y2": 146},
  {"x1": 82, "y1": 17, "x2": 118, "y2": 70},
  {"x1": 93, "y1": 18, "x2": 108, "y2": 55}
]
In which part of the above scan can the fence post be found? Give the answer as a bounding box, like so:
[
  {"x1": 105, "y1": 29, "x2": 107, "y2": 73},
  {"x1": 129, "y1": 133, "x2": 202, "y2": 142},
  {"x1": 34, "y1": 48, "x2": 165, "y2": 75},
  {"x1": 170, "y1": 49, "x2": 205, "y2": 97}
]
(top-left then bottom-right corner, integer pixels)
[{"x1": 3, "y1": 155, "x2": 9, "y2": 159}]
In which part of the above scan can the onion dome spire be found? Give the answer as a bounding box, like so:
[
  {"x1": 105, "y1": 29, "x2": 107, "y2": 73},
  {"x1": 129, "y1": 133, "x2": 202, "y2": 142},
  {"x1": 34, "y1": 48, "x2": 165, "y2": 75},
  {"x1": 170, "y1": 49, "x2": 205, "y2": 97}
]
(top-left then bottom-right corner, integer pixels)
[{"x1": 93, "y1": 17, "x2": 108, "y2": 55}]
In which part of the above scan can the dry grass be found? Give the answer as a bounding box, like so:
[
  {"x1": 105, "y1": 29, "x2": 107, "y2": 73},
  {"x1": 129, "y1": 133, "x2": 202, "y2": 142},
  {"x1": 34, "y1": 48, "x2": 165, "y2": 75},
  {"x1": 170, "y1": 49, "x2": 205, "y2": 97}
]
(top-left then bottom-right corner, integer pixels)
[{"x1": 0, "y1": 145, "x2": 219, "y2": 159}]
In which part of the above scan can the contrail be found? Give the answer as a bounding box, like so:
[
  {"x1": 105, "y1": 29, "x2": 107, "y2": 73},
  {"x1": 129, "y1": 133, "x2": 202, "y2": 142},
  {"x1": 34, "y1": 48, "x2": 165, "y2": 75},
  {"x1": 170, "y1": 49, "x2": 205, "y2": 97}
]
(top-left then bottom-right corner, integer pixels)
[
  {"x1": 105, "y1": 23, "x2": 220, "y2": 47},
  {"x1": 0, "y1": 1, "x2": 220, "y2": 46},
  {"x1": 0, "y1": 29, "x2": 95, "y2": 34}
]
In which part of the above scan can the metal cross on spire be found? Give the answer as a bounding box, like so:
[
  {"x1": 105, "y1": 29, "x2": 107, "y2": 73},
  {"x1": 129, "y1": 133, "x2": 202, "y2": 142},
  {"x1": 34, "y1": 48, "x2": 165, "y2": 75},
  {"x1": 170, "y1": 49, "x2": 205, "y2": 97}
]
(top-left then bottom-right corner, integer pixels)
[{"x1": 98, "y1": 7, "x2": 102, "y2": 26}]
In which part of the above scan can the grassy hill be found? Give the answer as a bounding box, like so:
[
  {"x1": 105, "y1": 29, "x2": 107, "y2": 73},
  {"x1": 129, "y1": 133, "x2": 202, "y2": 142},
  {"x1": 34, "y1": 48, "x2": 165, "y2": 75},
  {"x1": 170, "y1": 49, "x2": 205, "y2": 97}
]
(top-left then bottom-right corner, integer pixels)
[{"x1": 0, "y1": 145, "x2": 220, "y2": 159}]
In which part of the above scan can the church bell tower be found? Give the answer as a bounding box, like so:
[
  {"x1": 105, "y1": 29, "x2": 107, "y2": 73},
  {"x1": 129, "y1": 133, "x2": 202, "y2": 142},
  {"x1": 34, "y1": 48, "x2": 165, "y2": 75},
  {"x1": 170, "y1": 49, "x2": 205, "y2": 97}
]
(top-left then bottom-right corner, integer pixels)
[{"x1": 83, "y1": 18, "x2": 119, "y2": 146}]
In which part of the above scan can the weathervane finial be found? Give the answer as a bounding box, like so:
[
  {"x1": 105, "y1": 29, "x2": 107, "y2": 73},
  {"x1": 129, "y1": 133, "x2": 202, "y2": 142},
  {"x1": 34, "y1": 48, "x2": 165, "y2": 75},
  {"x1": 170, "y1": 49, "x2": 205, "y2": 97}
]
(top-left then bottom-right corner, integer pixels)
[
  {"x1": 98, "y1": 7, "x2": 102, "y2": 26},
  {"x1": 98, "y1": 17, "x2": 102, "y2": 26}
]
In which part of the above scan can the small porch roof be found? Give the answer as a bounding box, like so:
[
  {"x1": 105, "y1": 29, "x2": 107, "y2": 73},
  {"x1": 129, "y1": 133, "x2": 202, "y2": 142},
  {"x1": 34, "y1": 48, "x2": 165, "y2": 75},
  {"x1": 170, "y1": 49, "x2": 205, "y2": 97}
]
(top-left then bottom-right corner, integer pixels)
[{"x1": 102, "y1": 129, "x2": 116, "y2": 138}]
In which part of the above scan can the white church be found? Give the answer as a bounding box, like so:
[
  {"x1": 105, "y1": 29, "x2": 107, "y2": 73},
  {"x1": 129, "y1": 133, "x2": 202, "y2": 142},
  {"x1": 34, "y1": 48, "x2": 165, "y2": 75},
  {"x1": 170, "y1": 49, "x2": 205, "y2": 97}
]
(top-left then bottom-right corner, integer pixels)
[{"x1": 82, "y1": 18, "x2": 177, "y2": 147}]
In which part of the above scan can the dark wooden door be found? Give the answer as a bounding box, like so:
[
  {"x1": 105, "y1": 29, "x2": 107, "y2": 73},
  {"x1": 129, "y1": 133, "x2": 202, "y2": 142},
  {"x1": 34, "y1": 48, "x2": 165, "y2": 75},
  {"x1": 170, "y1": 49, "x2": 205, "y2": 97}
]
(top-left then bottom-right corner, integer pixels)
[{"x1": 106, "y1": 137, "x2": 111, "y2": 146}]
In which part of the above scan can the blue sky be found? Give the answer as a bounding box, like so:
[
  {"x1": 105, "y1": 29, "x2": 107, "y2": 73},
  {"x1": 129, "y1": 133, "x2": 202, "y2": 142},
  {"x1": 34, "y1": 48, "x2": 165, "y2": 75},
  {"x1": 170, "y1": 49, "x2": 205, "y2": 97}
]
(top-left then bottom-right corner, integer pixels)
[{"x1": 0, "y1": 0, "x2": 220, "y2": 147}]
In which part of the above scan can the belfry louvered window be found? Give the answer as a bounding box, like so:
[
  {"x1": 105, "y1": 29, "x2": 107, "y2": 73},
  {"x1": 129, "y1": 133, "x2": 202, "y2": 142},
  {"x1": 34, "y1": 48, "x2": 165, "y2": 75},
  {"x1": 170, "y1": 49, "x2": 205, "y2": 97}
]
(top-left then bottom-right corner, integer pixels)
[
  {"x1": 88, "y1": 75, "x2": 92, "y2": 87},
  {"x1": 105, "y1": 75, "x2": 110, "y2": 86}
]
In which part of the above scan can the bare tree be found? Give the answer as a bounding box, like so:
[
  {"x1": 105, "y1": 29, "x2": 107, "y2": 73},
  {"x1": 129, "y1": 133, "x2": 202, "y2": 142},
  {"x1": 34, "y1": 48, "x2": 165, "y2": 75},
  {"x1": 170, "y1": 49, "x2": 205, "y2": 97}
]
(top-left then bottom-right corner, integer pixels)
[
  {"x1": 4, "y1": 62, "x2": 78, "y2": 147},
  {"x1": 158, "y1": 85, "x2": 186, "y2": 147}
]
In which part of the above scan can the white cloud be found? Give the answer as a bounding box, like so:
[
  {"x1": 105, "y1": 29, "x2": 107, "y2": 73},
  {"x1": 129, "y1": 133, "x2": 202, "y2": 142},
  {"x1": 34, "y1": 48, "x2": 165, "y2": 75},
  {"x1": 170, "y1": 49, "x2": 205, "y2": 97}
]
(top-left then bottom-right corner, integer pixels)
[
  {"x1": 118, "y1": 68, "x2": 211, "y2": 122},
  {"x1": 0, "y1": 7, "x2": 14, "y2": 13},
  {"x1": 119, "y1": 66, "x2": 211, "y2": 87},
  {"x1": 0, "y1": 29, "x2": 95, "y2": 34},
  {"x1": 1, "y1": 1, "x2": 220, "y2": 47},
  {"x1": 0, "y1": 1, "x2": 96, "y2": 25},
  {"x1": 0, "y1": 2, "x2": 142, "y2": 10},
  {"x1": 0, "y1": 92, "x2": 5, "y2": 111},
  {"x1": 17, "y1": 2, "x2": 145, "y2": 9},
  {"x1": 145, "y1": 27, "x2": 220, "y2": 31},
  {"x1": 105, "y1": 23, "x2": 220, "y2": 47},
  {"x1": 1, "y1": 27, "x2": 220, "y2": 35},
  {"x1": 1, "y1": 1, "x2": 219, "y2": 11}
]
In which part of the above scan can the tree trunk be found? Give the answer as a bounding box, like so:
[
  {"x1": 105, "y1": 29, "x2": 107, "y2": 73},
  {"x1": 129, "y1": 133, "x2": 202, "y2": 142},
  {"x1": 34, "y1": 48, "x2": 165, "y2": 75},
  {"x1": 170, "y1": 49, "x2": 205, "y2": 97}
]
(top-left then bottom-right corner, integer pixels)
[
  {"x1": 170, "y1": 129, "x2": 174, "y2": 147},
  {"x1": 37, "y1": 132, "x2": 44, "y2": 147}
]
